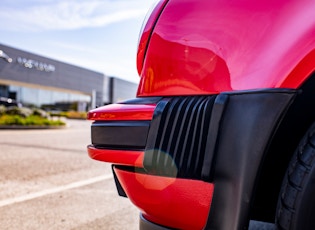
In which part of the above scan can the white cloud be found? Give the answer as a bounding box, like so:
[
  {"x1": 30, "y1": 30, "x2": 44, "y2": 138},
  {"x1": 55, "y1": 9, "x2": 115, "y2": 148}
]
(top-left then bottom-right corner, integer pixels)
[
  {"x1": 0, "y1": 0, "x2": 157, "y2": 82},
  {"x1": 0, "y1": 0, "x2": 154, "y2": 31}
]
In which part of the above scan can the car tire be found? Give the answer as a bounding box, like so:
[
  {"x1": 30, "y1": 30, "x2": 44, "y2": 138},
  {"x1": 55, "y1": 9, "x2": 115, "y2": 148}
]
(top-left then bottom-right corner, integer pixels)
[{"x1": 276, "y1": 122, "x2": 315, "y2": 230}]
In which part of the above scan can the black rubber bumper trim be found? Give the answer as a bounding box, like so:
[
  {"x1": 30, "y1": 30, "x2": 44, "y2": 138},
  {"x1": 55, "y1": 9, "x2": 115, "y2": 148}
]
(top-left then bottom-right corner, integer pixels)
[
  {"x1": 143, "y1": 96, "x2": 217, "y2": 180},
  {"x1": 91, "y1": 120, "x2": 151, "y2": 150},
  {"x1": 204, "y1": 89, "x2": 297, "y2": 230}
]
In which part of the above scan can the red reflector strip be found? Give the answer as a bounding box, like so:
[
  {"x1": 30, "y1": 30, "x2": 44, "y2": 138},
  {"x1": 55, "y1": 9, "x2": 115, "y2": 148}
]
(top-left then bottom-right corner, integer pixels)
[
  {"x1": 87, "y1": 145, "x2": 144, "y2": 168},
  {"x1": 87, "y1": 103, "x2": 155, "y2": 121}
]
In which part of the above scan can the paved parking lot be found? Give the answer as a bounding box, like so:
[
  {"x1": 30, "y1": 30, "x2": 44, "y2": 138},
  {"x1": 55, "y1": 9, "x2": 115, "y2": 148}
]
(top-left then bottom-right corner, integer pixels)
[{"x1": 0, "y1": 119, "x2": 139, "y2": 230}]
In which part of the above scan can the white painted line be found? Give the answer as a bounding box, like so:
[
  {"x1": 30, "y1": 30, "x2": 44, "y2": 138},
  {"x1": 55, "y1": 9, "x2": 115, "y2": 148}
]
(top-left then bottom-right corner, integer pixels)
[{"x1": 0, "y1": 174, "x2": 113, "y2": 208}]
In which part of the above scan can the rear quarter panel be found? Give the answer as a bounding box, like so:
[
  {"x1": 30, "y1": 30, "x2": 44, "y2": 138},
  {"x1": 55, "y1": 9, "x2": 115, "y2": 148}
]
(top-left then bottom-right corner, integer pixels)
[{"x1": 137, "y1": 0, "x2": 315, "y2": 96}]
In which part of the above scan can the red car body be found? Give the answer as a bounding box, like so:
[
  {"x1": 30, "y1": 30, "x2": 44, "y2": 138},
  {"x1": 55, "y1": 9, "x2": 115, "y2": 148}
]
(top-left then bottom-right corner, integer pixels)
[{"x1": 88, "y1": 0, "x2": 315, "y2": 229}]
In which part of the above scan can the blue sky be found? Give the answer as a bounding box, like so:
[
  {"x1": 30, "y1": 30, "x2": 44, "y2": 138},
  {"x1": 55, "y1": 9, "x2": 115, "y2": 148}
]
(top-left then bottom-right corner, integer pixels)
[{"x1": 0, "y1": 0, "x2": 157, "y2": 83}]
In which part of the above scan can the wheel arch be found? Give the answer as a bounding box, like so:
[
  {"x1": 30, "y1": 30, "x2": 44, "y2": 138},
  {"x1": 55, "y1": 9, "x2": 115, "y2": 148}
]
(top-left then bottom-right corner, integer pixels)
[{"x1": 251, "y1": 71, "x2": 315, "y2": 222}]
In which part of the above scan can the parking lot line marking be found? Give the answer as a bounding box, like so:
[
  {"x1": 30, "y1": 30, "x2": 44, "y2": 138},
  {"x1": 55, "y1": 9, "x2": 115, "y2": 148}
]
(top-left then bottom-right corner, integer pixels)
[{"x1": 0, "y1": 174, "x2": 113, "y2": 208}]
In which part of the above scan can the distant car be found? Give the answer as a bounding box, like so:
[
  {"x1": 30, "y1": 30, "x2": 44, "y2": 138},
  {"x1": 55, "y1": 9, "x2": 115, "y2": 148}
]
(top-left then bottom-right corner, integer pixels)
[
  {"x1": 87, "y1": 0, "x2": 315, "y2": 229},
  {"x1": 0, "y1": 97, "x2": 21, "y2": 107}
]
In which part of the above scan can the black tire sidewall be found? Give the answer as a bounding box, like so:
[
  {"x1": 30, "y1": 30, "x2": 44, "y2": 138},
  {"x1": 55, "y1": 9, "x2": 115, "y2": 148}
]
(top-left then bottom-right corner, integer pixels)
[
  {"x1": 291, "y1": 164, "x2": 315, "y2": 230},
  {"x1": 276, "y1": 123, "x2": 315, "y2": 230}
]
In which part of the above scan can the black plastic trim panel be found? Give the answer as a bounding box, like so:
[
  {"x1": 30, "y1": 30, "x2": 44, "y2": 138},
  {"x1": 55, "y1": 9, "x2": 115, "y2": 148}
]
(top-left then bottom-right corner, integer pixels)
[
  {"x1": 91, "y1": 120, "x2": 150, "y2": 150},
  {"x1": 204, "y1": 89, "x2": 296, "y2": 230}
]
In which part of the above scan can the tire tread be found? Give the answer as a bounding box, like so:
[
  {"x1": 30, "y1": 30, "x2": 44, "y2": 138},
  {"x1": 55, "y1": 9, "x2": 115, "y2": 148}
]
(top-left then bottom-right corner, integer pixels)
[{"x1": 276, "y1": 124, "x2": 315, "y2": 230}]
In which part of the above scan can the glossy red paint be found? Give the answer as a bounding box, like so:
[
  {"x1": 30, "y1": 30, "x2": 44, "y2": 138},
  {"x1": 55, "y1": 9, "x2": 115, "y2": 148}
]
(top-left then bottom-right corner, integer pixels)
[
  {"x1": 137, "y1": 0, "x2": 169, "y2": 74},
  {"x1": 114, "y1": 168, "x2": 214, "y2": 230},
  {"x1": 87, "y1": 146, "x2": 144, "y2": 167},
  {"x1": 280, "y1": 49, "x2": 315, "y2": 88},
  {"x1": 137, "y1": 0, "x2": 315, "y2": 97},
  {"x1": 87, "y1": 103, "x2": 155, "y2": 121}
]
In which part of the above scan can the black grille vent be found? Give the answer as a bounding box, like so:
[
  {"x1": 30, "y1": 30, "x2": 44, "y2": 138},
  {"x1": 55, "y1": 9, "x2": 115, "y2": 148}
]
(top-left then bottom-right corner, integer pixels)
[{"x1": 144, "y1": 96, "x2": 216, "y2": 179}]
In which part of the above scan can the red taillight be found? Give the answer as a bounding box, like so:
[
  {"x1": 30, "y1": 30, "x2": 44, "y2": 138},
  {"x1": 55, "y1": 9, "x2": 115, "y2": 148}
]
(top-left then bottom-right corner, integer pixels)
[{"x1": 137, "y1": 0, "x2": 168, "y2": 75}]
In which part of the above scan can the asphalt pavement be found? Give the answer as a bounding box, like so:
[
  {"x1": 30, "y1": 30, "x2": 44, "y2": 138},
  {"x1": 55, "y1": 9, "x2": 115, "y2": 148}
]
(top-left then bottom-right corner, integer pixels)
[{"x1": 0, "y1": 119, "x2": 139, "y2": 230}]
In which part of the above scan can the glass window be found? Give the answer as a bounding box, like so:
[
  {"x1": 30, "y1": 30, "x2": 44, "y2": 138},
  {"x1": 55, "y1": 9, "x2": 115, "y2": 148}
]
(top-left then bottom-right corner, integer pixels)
[{"x1": 8, "y1": 85, "x2": 91, "y2": 111}]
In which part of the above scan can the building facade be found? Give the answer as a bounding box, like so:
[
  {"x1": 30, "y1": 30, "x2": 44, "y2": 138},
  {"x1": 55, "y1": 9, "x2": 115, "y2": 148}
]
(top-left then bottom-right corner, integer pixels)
[{"x1": 0, "y1": 44, "x2": 138, "y2": 111}]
